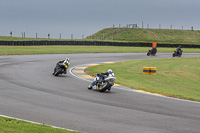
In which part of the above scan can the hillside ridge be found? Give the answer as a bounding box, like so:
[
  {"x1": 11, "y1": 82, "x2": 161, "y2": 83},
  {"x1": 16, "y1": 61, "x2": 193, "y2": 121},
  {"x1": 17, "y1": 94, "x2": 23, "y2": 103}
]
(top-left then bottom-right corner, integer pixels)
[{"x1": 86, "y1": 28, "x2": 200, "y2": 44}]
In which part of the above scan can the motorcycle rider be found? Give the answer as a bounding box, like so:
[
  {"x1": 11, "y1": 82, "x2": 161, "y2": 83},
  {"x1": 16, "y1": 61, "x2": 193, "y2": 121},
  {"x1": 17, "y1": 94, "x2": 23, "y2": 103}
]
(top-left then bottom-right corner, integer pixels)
[
  {"x1": 99, "y1": 69, "x2": 114, "y2": 80},
  {"x1": 53, "y1": 58, "x2": 70, "y2": 75},
  {"x1": 152, "y1": 46, "x2": 157, "y2": 54},
  {"x1": 91, "y1": 69, "x2": 114, "y2": 87},
  {"x1": 176, "y1": 45, "x2": 182, "y2": 54}
]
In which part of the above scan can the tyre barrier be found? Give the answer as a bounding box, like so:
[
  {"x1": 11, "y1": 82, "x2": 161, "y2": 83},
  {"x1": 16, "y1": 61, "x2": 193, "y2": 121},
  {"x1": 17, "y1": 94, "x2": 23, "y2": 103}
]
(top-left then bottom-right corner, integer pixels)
[
  {"x1": 143, "y1": 67, "x2": 157, "y2": 75},
  {"x1": 0, "y1": 40, "x2": 200, "y2": 48}
]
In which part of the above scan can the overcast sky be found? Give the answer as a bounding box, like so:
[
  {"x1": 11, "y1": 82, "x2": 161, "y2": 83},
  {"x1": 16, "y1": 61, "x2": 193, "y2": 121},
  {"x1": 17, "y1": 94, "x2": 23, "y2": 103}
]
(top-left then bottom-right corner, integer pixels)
[{"x1": 0, "y1": 0, "x2": 200, "y2": 39}]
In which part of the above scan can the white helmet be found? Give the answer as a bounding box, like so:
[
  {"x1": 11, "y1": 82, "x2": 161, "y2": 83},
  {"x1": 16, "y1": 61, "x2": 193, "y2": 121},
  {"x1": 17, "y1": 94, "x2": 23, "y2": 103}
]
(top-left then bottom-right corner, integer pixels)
[
  {"x1": 66, "y1": 58, "x2": 70, "y2": 62},
  {"x1": 107, "y1": 69, "x2": 112, "y2": 73}
]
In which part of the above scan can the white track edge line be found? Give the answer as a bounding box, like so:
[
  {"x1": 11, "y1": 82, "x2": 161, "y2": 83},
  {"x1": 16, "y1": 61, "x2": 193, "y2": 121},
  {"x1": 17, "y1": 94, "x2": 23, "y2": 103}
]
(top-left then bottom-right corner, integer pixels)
[{"x1": 0, "y1": 114, "x2": 80, "y2": 132}]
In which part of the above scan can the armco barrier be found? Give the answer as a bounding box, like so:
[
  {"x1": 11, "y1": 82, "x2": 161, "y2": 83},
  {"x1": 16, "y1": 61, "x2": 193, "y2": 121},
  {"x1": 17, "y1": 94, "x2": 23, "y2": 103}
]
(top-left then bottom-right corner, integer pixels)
[{"x1": 0, "y1": 41, "x2": 200, "y2": 48}]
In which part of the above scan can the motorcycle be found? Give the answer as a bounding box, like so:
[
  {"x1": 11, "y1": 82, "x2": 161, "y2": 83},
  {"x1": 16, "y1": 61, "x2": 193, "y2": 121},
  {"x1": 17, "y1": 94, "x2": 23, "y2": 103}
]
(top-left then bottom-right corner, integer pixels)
[
  {"x1": 173, "y1": 50, "x2": 183, "y2": 57},
  {"x1": 147, "y1": 47, "x2": 157, "y2": 56},
  {"x1": 53, "y1": 62, "x2": 68, "y2": 76},
  {"x1": 88, "y1": 73, "x2": 116, "y2": 92}
]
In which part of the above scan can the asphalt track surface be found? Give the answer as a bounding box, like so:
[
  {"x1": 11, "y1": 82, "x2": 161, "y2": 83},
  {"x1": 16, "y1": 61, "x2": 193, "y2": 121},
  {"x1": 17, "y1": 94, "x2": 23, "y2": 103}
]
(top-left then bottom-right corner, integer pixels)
[{"x1": 0, "y1": 53, "x2": 200, "y2": 133}]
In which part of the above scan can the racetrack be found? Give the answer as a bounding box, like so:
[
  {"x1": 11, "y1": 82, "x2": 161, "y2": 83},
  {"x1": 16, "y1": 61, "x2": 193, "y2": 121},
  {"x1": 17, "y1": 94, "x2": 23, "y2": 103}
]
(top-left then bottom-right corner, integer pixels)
[{"x1": 0, "y1": 53, "x2": 200, "y2": 133}]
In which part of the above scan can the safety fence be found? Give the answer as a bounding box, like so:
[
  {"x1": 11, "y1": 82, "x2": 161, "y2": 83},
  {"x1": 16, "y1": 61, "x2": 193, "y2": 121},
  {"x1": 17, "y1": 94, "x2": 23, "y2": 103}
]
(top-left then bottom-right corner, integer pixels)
[{"x1": 0, "y1": 41, "x2": 199, "y2": 48}]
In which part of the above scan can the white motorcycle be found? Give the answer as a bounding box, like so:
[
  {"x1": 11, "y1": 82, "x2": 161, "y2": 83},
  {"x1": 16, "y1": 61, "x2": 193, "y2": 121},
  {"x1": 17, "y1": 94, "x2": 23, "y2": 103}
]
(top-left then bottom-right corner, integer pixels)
[{"x1": 88, "y1": 73, "x2": 116, "y2": 92}]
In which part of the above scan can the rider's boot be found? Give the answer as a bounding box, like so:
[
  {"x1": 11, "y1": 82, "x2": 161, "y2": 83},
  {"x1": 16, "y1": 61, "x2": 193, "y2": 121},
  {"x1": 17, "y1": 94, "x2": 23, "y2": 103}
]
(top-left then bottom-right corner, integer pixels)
[{"x1": 64, "y1": 70, "x2": 67, "y2": 74}]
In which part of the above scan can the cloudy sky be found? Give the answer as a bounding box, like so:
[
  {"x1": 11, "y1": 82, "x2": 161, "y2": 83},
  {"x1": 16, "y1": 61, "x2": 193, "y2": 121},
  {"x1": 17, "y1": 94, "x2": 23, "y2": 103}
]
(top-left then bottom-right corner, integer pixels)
[{"x1": 0, "y1": 0, "x2": 199, "y2": 39}]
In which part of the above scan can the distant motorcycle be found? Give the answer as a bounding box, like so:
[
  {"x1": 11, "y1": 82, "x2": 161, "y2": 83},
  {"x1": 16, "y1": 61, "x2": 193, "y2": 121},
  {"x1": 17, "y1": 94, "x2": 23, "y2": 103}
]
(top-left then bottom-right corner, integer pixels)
[
  {"x1": 173, "y1": 50, "x2": 183, "y2": 57},
  {"x1": 53, "y1": 62, "x2": 68, "y2": 76},
  {"x1": 147, "y1": 47, "x2": 157, "y2": 56},
  {"x1": 88, "y1": 73, "x2": 116, "y2": 92}
]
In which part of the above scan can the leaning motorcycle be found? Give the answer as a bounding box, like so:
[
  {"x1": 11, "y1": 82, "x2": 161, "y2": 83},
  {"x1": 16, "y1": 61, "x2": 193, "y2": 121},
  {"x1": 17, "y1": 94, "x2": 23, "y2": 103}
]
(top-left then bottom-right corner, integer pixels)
[
  {"x1": 172, "y1": 50, "x2": 183, "y2": 57},
  {"x1": 53, "y1": 63, "x2": 68, "y2": 76},
  {"x1": 147, "y1": 48, "x2": 157, "y2": 56},
  {"x1": 88, "y1": 73, "x2": 116, "y2": 92}
]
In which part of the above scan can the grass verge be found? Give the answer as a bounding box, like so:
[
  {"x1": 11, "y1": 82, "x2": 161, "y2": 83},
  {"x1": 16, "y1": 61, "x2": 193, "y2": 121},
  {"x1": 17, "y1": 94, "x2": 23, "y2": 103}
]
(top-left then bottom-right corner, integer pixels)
[
  {"x1": 0, "y1": 46, "x2": 200, "y2": 55},
  {"x1": 86, "y1": 57, "x2": 200, "y2": 102},
  {"x1": 0, "y1": 116, "x2": 80, "y2": 133}
]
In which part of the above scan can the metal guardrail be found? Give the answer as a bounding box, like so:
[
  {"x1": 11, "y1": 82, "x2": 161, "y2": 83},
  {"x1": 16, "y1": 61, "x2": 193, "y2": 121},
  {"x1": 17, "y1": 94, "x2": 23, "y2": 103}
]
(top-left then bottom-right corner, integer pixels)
[{"x1": 0, "y1": 41, "x2": 199, "y2": 48}]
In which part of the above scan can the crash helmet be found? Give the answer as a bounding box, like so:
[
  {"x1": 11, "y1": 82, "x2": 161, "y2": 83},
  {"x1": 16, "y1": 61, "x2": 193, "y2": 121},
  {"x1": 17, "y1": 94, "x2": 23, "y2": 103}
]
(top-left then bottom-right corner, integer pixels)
[
  {"x1": 107, "y1": 69, "x2": 112, "y2": 73},
  {"x1": 65, "y1": 58, "x2": 70, "y2": 62},
  {"x1": 178, "y1": 45, "x2": 181, "y2": 48}
]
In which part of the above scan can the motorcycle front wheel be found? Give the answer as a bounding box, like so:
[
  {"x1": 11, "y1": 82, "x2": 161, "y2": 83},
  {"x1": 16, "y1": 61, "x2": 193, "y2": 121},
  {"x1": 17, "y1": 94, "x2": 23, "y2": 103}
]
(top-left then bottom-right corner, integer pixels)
[
  {"x1": 54, "y1": 69, "x2": 62, "y2": 76},
  {"x1": 99, "y1": 82, "x2": 110, "y2": 92},
  {"x1": 107, "y1": 86, "x2": 111, "y2": 91},
  {"x1": 88, "y1": 83, "x2": 93, "y2": 90}
]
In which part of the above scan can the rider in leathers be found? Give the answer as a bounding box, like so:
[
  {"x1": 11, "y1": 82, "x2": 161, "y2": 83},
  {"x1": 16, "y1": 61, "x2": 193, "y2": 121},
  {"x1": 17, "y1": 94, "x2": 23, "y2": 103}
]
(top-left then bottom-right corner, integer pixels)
[
  {"x1": 152, "y1": 46, "x2": 157, "y2": 54},
  {"x1": 53, "y1": 58, "x2": 70, "y2": 75},
  {"x1": 176, "y1": 45, "x2": 182, "y2": 54},
  {"x1": 92, "y1": 69, "x2": 114, "y2": 87}
]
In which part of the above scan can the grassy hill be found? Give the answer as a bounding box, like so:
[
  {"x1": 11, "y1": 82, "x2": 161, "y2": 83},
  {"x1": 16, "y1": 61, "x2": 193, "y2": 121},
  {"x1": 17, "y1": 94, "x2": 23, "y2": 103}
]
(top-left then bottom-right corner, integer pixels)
[
  {"x1": 1, "y1": 28, "x2": 200, "y2": 45},
  {"x1": 86, "y1": 28, "x2": 200, "y2": 45}
]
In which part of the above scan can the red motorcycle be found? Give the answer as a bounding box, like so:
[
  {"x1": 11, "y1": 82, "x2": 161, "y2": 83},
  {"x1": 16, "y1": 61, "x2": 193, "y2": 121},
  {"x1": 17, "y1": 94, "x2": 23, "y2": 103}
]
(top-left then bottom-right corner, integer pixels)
[{"x1": 147, "y1": 47, "x2": 157, "y2": 56}]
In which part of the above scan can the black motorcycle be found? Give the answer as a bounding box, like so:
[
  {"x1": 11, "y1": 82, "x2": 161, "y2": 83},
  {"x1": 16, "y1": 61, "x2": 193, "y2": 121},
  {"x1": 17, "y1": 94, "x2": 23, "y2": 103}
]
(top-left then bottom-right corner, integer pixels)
[
  {"x1": 53, "y1": 63, "x2": 67, "y2": 76},
  {"x1": 147, "y1": 47, "x2": 157, "y2": 56},
  {"x1": 173, "y1": 50, "x2": 183, "y2": 57}
]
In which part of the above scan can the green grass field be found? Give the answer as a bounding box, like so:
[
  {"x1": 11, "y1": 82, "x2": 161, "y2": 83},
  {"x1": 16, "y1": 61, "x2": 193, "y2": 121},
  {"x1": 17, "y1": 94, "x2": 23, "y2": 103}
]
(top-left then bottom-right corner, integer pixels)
[
  {"x1": 0, "y1": 116, "x2": 80, "y2": 133},
  {"x1": 0, "y1": 46, "x2": 200, "y2": 55},
  {"x1": 87, "y1": 57, "x2": 200, "y2": 102}
]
